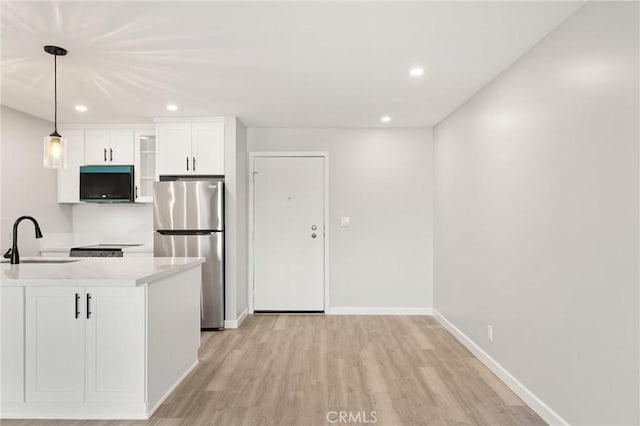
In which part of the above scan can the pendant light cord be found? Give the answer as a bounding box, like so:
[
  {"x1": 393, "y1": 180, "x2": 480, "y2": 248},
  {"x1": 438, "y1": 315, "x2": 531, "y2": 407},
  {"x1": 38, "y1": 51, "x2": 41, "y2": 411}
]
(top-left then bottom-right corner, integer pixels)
[{"x1": 54, "y1": 54, "x2": 57, "y2": 133}]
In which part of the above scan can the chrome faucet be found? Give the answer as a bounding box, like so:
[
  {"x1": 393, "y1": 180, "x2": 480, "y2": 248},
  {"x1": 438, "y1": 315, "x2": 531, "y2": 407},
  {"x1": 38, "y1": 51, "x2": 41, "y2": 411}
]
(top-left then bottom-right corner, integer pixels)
[{"x1": 9, "y1": 216, "x2": 43, "y2": 264}]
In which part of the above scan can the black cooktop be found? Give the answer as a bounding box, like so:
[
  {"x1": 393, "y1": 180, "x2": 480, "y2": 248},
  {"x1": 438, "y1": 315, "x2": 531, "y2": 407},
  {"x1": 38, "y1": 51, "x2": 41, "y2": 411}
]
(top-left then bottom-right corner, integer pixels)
[
  {"x1": 74, "y1": 244, "x2": 142, "y2": 250},
  {"x1": 69, "y1": 244, "x2": 142, "y2": 258}
]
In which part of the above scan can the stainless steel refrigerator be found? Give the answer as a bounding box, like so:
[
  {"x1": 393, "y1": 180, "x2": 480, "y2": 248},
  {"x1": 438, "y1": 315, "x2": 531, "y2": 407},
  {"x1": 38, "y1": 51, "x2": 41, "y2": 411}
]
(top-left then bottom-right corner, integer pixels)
[{"x1": 153, "y1": 178, "x2": 224, "y2": 330}]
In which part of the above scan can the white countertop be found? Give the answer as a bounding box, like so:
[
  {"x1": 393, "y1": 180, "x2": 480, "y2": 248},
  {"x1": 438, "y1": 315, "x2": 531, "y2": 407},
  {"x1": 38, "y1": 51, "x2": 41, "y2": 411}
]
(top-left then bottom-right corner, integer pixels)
[{"x1": 1, "y1": 257, "x2": 204, "y2": 287}]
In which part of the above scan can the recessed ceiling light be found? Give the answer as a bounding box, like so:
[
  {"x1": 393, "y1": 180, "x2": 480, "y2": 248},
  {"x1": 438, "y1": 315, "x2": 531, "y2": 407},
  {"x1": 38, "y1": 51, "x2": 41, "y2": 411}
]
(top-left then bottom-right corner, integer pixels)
[
  {"x1": 166, "y1": 104, "x2": 178, "y2": 111},
  {"x1": 409, "y1": 67, "x2": 425, "y2": 77},
  {"x1": 75, "y1": 105, "x2": 87, "y2": 112},
  {"x1": 380, "y1": 115, "x2": 391, "y2": 123}
]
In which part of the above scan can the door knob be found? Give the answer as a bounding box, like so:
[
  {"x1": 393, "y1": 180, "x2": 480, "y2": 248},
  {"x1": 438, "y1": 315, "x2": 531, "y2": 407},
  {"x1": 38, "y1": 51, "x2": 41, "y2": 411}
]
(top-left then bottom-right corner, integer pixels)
[{"x1": 311, "y1": 233, "x2": 317, "y2": 238}]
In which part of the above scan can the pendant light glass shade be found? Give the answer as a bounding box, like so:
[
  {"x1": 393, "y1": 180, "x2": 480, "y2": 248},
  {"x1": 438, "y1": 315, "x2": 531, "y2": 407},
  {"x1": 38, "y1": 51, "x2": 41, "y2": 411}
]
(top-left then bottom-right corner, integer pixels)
[
  {"x1": 43, "y1": 45, "x2": 67, "y2": 169},
  {"x1": 43, "y1": 133, "x2": 67, "y2": 169}
]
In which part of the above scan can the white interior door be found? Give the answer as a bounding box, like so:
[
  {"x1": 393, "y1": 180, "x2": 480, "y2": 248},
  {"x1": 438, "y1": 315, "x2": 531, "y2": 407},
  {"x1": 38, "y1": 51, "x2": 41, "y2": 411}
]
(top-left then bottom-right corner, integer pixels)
[{"x1": 253, "y1": 156, "x2": 325, "y2": 311}]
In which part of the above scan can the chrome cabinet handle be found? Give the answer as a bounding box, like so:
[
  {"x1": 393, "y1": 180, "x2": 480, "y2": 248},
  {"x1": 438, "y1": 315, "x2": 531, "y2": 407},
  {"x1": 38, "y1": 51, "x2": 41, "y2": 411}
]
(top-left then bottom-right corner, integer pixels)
[
  {"x1": 86, "y1": 294, "x2": 92, "y2": 319},
  {"x1": 109, "y1": 148, "x2": 113, "y2": 162},
  {"x1": 186, "y1": 156, "x2": 189, "y2": 171},
  {"x1": 75, "y1": 293, "x2": 80, "y2": 319},
  {"x1": 103, "y1": 148, "x2": 107, "y2": 162},
  {"x1": 193, "y1": 157, "x2": 196, "y2": 172}
]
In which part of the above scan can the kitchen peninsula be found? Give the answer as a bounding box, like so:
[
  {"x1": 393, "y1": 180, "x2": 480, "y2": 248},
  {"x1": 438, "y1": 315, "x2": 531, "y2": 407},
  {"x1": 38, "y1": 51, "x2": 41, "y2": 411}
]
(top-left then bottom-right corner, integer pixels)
[{"x1": 0, "y1": 257, "x2": 204, "y2": 420}]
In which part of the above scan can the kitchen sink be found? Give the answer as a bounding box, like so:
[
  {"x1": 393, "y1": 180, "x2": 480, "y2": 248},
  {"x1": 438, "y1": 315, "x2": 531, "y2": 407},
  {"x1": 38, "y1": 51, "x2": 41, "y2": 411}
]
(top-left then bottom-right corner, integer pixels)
[{"x1": 1, "y1": 259, "x2": 79, "y2": 264}]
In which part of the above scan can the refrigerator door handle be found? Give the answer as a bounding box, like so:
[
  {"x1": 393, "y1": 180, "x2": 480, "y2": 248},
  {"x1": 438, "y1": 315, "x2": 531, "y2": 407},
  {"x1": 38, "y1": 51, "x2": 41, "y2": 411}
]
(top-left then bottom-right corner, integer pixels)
[{"x1": 157, "y1": 230, "x2": 219, "y2": 235}]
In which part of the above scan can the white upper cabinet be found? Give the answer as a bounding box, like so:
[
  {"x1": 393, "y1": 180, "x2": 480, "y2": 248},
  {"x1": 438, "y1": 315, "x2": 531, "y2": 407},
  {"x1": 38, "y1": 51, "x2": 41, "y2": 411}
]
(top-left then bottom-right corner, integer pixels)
[
  {"x1": 85, "y1": 129, "x2": 134, "y2": 165},
  {"x1": 84, "y1": 129, "x2": 110, "y2": 164},
  {"x1": 109, "y1": 130, "x2": 135, "y2": 165},
  {"x1": 157, "y1": 123, "x2": 192, "y2": 175},
  {"x1": 192, "y1": 122, "x2": 225, "y2": 175},
  {"x1": 58, "y1": 125, "x2": 151, "y2": 203},
  {"x1": 134, "y1": 129, "x2": 157, "y2": 203},
  {"x1": 57, "y1": 128, "x2": 84, "y2": 203},
  {"x1": 157, "y1": 120, "x2": 225, "y2": 176}
]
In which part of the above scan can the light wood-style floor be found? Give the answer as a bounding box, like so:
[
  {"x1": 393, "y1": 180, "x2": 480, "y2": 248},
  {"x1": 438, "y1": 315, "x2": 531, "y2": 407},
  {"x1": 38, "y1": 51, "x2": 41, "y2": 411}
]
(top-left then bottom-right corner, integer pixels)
[{"x1": 3, "y1": 315, "x2": 545, "y2": 426}]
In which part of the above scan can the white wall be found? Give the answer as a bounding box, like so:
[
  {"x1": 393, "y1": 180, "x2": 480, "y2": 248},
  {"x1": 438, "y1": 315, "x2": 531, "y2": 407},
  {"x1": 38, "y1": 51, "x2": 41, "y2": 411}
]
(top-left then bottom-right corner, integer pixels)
[
  {"x1": 235, "y1": 120, "x2": 248, "y2": 318},
  {"x1": 224, "y1": 116, "x2": 249, "y2": 324},
  {"x1": 71, "y1": 203, "x2": 153, "y2": 247},
  {"x1": 248, "y1": 128, "x2": 434, "y2": 310},
  {"x1": 0, "y1": 106, "x2": 73, "y2": 256},
  {"x1": 434, "y1": 2, "x2": 639, "y2": 424}
]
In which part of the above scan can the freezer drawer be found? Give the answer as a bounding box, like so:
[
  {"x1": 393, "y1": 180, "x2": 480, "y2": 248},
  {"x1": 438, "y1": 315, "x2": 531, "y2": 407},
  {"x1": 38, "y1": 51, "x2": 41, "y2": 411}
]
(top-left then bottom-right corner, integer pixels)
[
  {"x1": 154, "y1": 232, "x2": 224, "y2": 329},
  {"x1": 153, "y1": 180, "x2": 224, "y2": 231}
]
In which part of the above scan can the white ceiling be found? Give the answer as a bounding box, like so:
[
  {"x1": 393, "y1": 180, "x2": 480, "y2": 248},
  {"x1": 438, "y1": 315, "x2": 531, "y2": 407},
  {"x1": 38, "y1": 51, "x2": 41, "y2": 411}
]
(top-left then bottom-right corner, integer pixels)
[{"x1": 1, "y1": 1, "x2": 584, "y2": 128}]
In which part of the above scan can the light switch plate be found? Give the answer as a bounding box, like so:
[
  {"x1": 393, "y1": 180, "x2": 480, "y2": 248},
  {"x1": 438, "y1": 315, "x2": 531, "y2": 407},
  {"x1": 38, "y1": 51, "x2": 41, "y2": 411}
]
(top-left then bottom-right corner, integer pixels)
[{"x1": 340, "y1": 217, "x2": 351, "y2": 227}]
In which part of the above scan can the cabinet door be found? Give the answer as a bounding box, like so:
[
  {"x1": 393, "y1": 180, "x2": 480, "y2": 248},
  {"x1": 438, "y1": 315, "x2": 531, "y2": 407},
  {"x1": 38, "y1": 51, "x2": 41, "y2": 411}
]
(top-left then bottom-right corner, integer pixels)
[
  {"x1": 85, "y1": 287, "x2": 145, "y2": 402},
  {"x1": 109, "y1": 129, "x2": 135, "y2": 165},
  {"x1": 157, "y1": 123, "x2": 192, "y2": 175},
  {"x1": 57, "y1": 128, "x2": 84, "y2": 203},
  {"x1": 192, "y1": 122, "x2": 224, "y2": 175},
  {"x1": 1, "y1": 287, "x2": 24, "y2": 402},
  {"x1": 134, "y1": 130, "x2": 156, "y2": 203},
  {"x1": 26, "y1": 287, "x2": 85, "y2": 402},
  {"x1": 84, "y1": 129, "x2": 110, "y2": 164}
]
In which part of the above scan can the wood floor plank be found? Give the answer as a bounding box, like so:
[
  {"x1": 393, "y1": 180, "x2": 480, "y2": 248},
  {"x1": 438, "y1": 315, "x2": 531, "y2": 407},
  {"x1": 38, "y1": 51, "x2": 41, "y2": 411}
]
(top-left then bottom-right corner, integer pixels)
[
  {"x1": 1, "y1": 315, "x2": 546, "y2": 426},
  {"x1": 465, "y1": 358, "x2": 526, "y2": 407}
]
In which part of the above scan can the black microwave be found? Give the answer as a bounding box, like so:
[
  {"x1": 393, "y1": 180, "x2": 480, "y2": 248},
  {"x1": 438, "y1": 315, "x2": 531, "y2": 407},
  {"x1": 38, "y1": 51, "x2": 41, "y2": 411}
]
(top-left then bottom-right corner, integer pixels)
[{"x1": 80, "y1": 165, "x2": 135, "y2": 202}]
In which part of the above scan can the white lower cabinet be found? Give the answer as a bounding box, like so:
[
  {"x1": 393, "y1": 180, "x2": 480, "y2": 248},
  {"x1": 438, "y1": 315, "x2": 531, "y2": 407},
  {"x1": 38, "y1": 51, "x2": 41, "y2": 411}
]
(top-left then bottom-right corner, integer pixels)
[
  {"x1": 1, "y1": 287, "x2": 24, "y2": 402},
  {"x1": 26, "y1": 287, "x2": 85, "y2": 402},
  {"x1": 24, "y1": 286, "x2": 145, "y2": 404},
  {"x1": 85, "y1": 287, "x2": 145, "y2": 402}
]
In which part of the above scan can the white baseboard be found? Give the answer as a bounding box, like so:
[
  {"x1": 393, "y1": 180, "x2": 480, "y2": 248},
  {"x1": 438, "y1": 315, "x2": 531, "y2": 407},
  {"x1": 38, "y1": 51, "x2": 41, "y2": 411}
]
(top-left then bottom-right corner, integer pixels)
[
  {"x1": 432, "y1": 309, "x2": 569, "y2": 426},
  {"x1": 0, "y1": 402, "x2": 147, "y2": 420},
  {"x1": 224, "y1": 307, "x2": 249, "y2": 329},
  {"x1": 326, "y1": 307, "x2": 433, "y2": 315}
]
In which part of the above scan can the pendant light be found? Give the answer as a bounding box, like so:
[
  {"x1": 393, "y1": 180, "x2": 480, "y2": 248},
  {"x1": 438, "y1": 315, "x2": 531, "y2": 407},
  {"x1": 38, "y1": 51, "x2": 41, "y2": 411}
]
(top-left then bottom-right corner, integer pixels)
[{"x1": 43, "y1": 45, "x2": 68, "y2": 169}]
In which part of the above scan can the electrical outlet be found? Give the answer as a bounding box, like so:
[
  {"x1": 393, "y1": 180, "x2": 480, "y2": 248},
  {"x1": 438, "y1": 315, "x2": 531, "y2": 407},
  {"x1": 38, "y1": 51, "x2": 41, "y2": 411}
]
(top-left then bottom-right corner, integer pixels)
[{"x1": 487, "y1": 325, "x2": 493, "y2": 342}]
